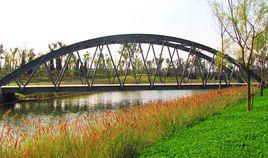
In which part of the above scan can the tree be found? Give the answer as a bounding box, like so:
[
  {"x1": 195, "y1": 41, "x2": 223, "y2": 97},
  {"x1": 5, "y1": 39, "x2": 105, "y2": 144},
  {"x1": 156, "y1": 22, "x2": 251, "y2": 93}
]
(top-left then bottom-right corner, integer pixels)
[
  {"x1": 147, "y1": 60, "x2": 153, "y2": 74},
  {"x1": 83, "y1": 51, "x2": 91, "y2": 70},
  {"x1": 135, "y1": 56, "x2": 142, "y2": 75},
  {"x1": 69, "y1": 54, "x2": 78, "y2": 76},
  {"x1": 10, "y1": 47, "x2": 19, "y2": 69},
  {"x1": 20, "y1": 49, "x2": 27, "y2": 67},
  {"x1": 4, "y1": 53, "x2": 11, "y2": 70},
  {"x1": 106, "y1": 56, "x2": 113, "y2": 70},
  {"x1": 175, "y1": 57, "x2": 184, "y2": 75},
  {"x1": 118, "y1": 43, "x2": 139, "y2": 75},
  {"x1": 55, "y1": 42, "x2": 65, "y2": 72},
  {"x1": 118, "y1": 44, "x2": 129, "y2": 71},
  {"x1": 48, "y1": 41, "x2": 65, "y2": 72},
  {"x1": 165, "y1": 58, "x2": 170, "y2": 76},
  {"x1": 215, "y1": 52, "x2": 227, "y2": 89},
  {"x1": 0, "y1": 45, "x2": 4, "y2": 70},
  {"x1": 28, "y1": 48, "x2": 36, "y2": 62},
  {"x1": 153, "y1": 57, "x2": 164, "y2": 80},
  {"x1": 48, "y1": 44, "x2": 55, "y2": 71},
  {"x1": 55, "y1": 57, "x2": 62, "y2": 72},
  {"x1": 209, "y1": 0, "x2": 268, "y2": 111},
  {"x1": 210, "y1": 1, "x2": 232, "y2": 89},
  {"x1": 254, "y1": 31, "x2": 268, "y2": 96}
]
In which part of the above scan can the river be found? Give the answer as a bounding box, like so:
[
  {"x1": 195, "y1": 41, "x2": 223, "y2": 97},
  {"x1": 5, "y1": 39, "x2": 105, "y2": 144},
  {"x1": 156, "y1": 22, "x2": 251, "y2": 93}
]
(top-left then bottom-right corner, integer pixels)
[{"x1": 0, "y1": 90, "x2": 206, "y2": 118}]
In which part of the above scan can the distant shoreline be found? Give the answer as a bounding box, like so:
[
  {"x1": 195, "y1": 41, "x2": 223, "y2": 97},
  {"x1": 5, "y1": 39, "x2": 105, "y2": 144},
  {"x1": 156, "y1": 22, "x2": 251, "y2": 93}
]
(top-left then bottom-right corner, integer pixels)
[{"x1": 15, "y1": 91, "x2": 94, "y2": 102}]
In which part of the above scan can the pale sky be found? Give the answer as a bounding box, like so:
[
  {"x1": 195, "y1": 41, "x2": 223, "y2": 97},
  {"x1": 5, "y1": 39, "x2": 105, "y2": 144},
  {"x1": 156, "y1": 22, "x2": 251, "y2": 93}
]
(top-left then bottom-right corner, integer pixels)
[{"x1": 0, "y1": 0, "x2": 220, "y2": 53}]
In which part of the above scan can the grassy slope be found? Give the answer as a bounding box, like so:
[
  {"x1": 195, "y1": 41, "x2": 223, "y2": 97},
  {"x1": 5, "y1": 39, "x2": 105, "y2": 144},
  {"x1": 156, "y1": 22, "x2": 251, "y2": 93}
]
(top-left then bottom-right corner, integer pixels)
[{"x1": 139, "y1": 88, "x2": 268, "y2": 158}]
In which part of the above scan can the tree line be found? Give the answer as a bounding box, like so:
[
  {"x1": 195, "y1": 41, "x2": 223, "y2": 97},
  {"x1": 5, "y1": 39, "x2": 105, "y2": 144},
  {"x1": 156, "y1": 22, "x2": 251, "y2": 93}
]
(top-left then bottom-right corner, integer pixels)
[
  {"x1": 0, "y1": 42, "x2": 188, "y2": 79},
  {"x1": 1, "y1": 39, "x2": 266, "y2": 85}
]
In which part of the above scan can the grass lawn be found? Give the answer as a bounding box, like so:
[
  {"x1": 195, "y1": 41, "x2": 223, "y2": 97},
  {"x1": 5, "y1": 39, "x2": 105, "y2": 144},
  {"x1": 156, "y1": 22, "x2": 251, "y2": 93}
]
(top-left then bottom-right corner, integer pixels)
[{"x1": 139, "y1": 88, "x2": 268, "y2": 158}]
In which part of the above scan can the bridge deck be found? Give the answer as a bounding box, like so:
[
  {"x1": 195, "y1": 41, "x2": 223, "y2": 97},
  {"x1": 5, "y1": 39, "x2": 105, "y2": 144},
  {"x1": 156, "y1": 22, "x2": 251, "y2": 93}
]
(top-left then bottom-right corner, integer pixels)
[{"x1": 0, "y1": 83, "x2": 246, "y2": 93}]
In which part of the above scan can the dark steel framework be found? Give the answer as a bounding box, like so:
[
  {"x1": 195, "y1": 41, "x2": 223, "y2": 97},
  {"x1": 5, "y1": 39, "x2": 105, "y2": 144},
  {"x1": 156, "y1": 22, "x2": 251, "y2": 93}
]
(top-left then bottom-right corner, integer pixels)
[{"x1": 0, "y1": 34, "x2": 261, "y2": 93}]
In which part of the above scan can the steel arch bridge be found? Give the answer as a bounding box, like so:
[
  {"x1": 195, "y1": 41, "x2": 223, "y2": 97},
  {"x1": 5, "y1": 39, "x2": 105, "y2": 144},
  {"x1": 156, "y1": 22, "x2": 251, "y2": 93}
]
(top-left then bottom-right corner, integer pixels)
[{"x1": 0, "y1": 34, "x2": 261, "y2": 94}]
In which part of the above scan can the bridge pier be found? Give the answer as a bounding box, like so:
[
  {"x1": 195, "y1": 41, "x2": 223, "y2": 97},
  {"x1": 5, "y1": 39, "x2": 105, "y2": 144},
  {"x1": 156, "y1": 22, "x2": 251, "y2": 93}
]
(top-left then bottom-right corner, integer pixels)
[{"x1": 0, "y1": 89, "x2": 16, "y2": 105}]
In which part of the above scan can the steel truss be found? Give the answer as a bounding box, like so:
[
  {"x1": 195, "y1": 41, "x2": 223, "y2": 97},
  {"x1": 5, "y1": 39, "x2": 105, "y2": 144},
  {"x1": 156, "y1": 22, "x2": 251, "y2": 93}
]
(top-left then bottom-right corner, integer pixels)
[{"x1": 0, "y1": 34, "x2": 261, "y2": 92}]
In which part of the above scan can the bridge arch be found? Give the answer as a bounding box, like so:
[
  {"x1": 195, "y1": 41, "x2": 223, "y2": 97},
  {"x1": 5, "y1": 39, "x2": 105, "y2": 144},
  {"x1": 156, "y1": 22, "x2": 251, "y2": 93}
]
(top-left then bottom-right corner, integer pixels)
[{"x1": 0, "y1": 34, "x2": 260, "y2": 92}]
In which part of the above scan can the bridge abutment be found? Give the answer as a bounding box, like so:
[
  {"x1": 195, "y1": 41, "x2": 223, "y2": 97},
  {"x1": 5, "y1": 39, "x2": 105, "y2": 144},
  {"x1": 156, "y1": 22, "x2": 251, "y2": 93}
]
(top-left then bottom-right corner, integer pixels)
[{"x1": 0, "y1": 89, "x2": 16, "y2": 105}]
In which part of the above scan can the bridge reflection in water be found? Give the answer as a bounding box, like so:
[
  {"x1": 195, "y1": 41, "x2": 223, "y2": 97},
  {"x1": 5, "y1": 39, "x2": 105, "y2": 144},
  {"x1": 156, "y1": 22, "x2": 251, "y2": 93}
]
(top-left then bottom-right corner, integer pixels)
[{"x1": 0, "y1": 90, "x2": 206, "y2": 116}]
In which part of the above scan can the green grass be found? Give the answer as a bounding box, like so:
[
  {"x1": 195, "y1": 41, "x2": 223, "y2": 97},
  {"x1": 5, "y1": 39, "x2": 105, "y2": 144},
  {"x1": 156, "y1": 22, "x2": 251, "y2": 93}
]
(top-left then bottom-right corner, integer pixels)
[{"x1": 139, "y1": 89, "x2": 268, "y2": 157}]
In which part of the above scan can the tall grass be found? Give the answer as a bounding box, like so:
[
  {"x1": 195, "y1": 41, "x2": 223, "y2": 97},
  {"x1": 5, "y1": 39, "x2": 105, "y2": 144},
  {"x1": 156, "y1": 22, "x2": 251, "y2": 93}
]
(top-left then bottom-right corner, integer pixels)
[{"x1": 0, "y1": 87, "x2": 248, "y2": 157}]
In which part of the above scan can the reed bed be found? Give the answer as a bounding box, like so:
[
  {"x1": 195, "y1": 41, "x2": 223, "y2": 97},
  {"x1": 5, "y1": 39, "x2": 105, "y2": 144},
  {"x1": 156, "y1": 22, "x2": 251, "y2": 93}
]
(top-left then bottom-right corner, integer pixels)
[{"x1": 0, "y1": 87, "x2": 248, "y2": 158}]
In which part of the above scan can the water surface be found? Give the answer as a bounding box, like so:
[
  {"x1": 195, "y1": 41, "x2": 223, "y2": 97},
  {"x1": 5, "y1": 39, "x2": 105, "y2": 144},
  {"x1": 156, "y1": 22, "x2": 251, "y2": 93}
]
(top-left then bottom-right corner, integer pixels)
[{"x1": 0, "y1": 90, "x2": 206, "y2": 118}]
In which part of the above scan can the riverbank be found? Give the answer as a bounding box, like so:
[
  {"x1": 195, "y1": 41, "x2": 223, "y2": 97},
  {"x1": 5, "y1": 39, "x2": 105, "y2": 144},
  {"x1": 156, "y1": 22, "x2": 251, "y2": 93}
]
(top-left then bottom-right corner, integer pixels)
[
  {"x1": 0, "y1": 86, "x2": 248, "y2": 157},
  {"x1": 139, "y1": 88, "x2": 268, "y2": 157},
  {"x1": 15, "y1": 91, "x2": 94, "y2": 101}
]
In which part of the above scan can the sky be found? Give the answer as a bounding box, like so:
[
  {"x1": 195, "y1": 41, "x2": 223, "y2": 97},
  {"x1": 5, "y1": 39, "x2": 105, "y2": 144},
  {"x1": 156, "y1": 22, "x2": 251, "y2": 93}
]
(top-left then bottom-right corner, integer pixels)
[{"x1": 0, "y1": 0, "x2": 220, "y2": 53}]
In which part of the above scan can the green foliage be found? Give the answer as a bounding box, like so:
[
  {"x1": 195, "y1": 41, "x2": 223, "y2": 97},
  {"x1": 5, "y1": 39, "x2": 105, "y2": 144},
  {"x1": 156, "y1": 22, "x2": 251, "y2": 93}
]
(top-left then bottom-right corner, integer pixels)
[
  {"x1": 214, "y1": 51, "x2": 225, "y2": 71},
  {"x1": 254, "y1": 32, "x2": 266, "y2": 52},
  {"x1": 48, "y1": 41, "x2": 65, "y2": 72},
  {"x1": 20, "y1": 49, "x2": 27, "y2": 66},
  {"x1": 118, "y1": 43, "x2": 142, "y2": 72},
  {"x1": 139, "y1": 88, "x2": 268, "y2": 157},
  {"x1": 254, "y1": 31, "x2": 268, "y2": 61}
]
